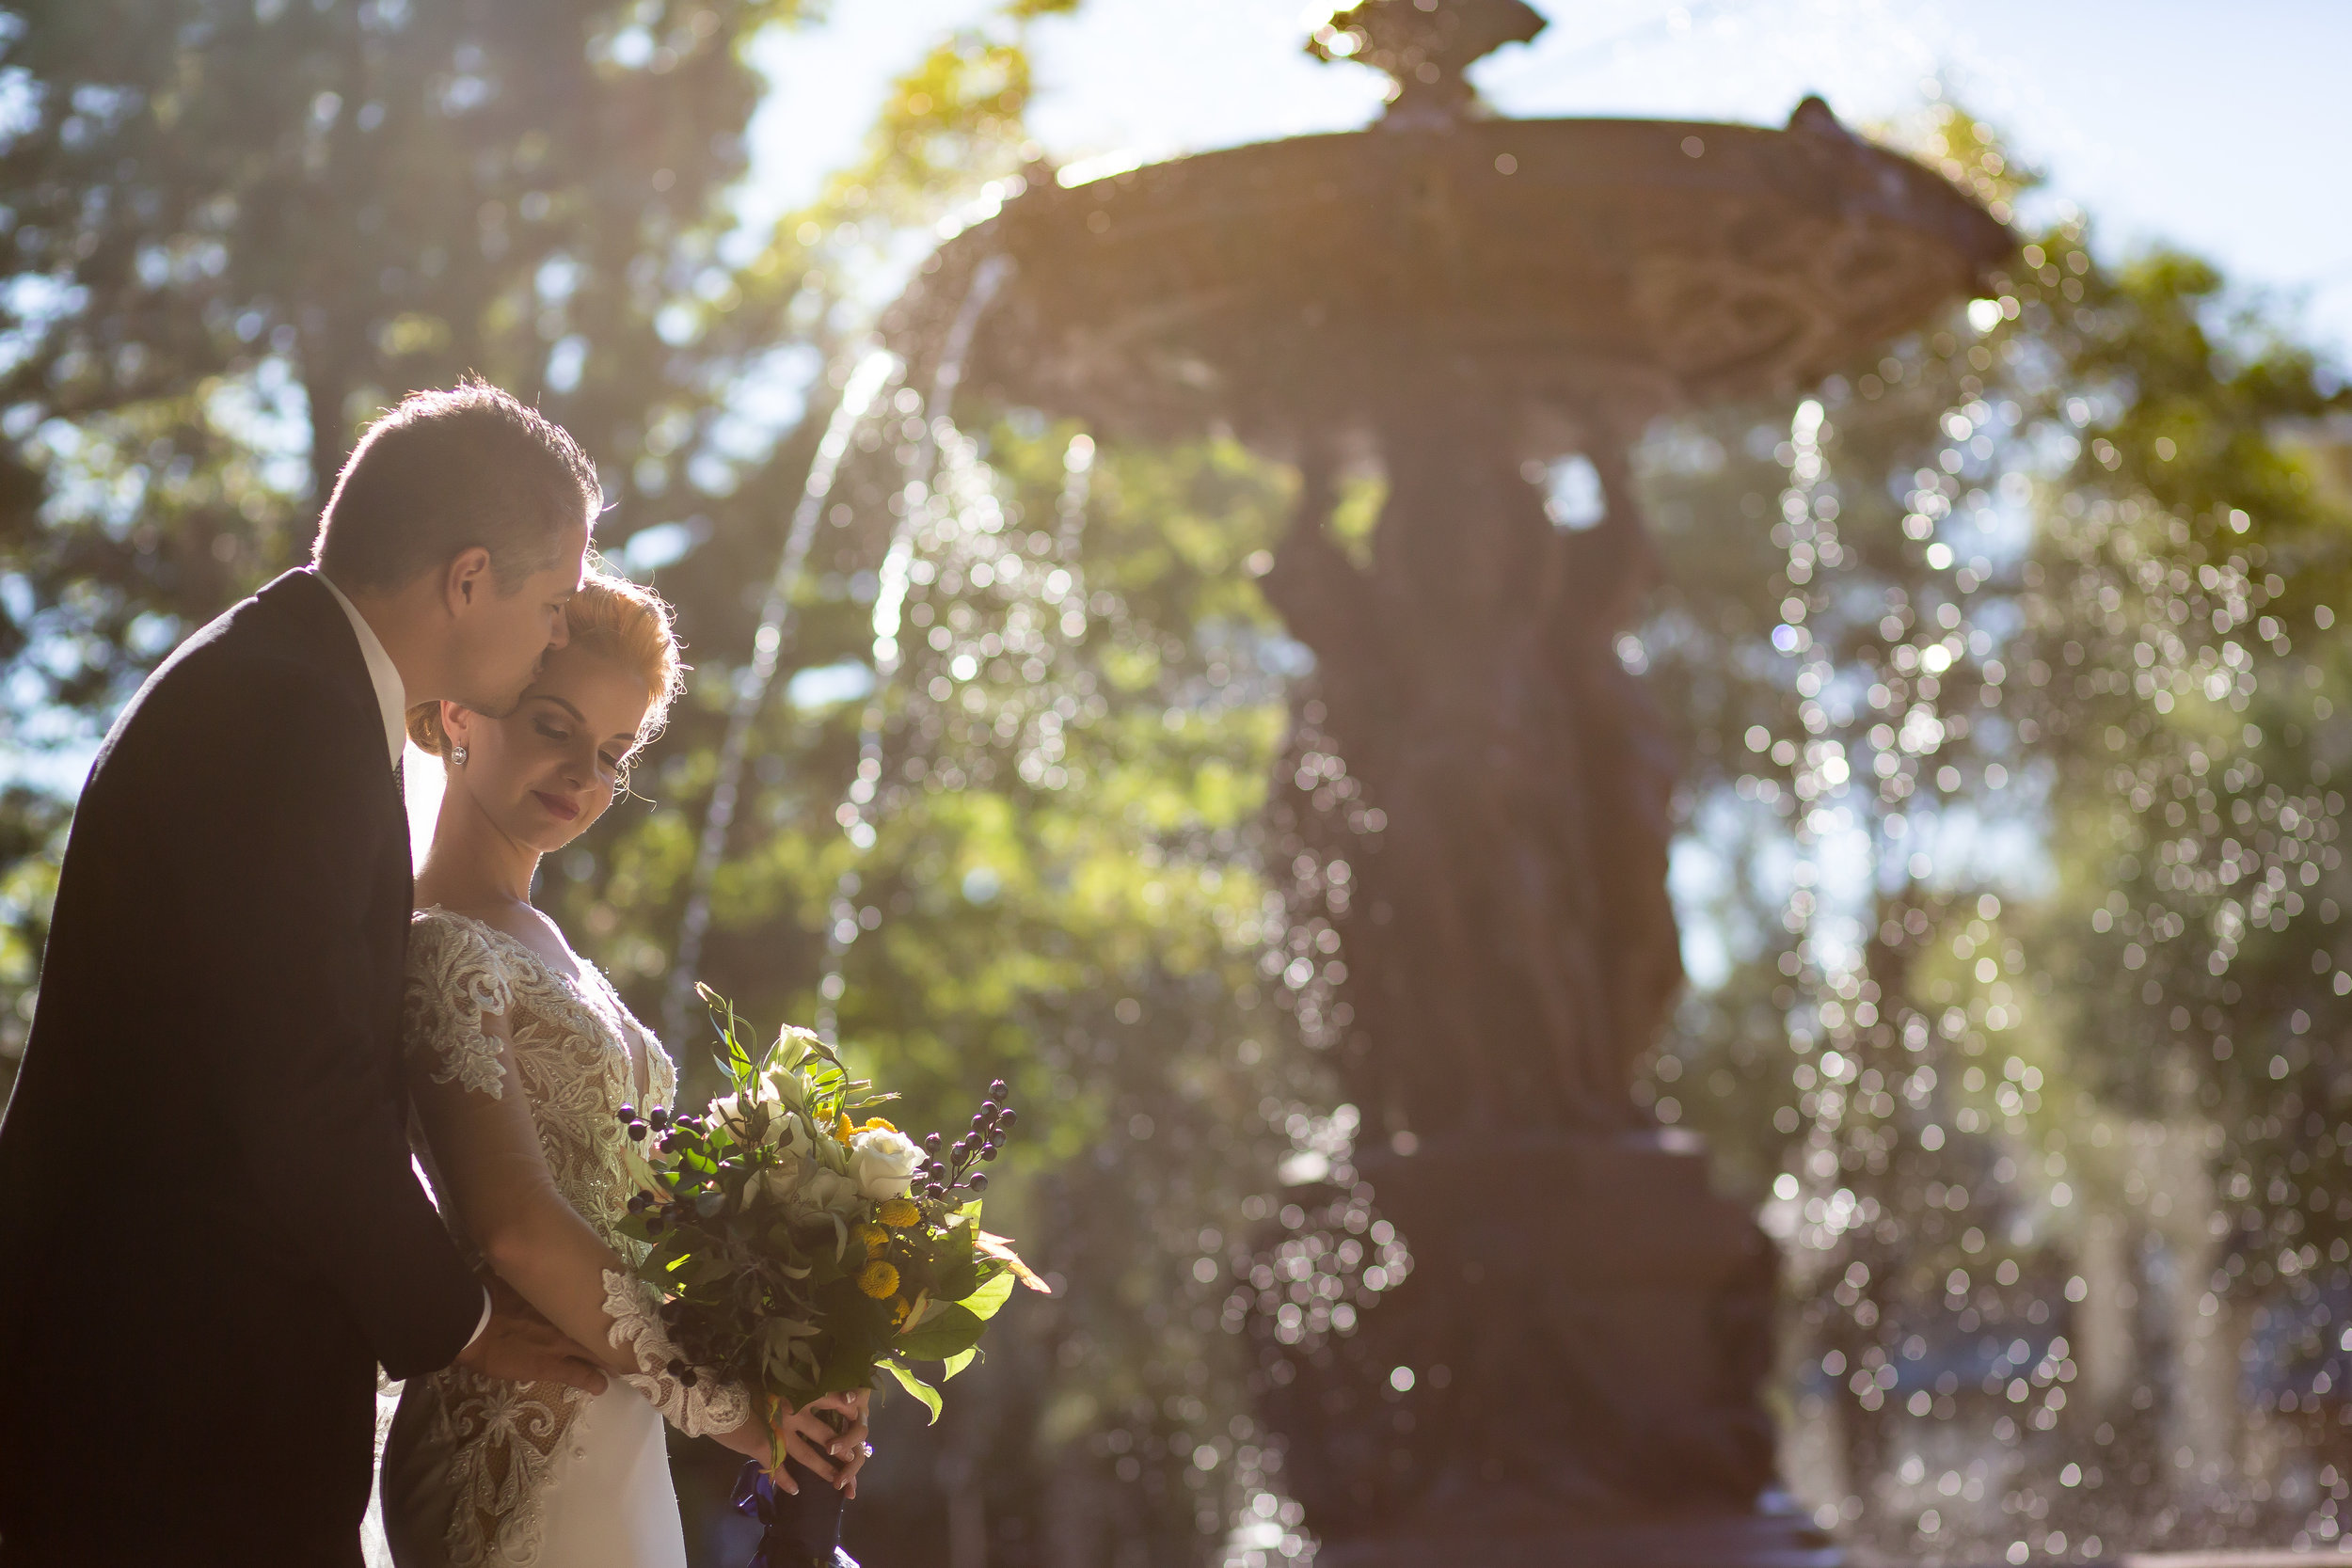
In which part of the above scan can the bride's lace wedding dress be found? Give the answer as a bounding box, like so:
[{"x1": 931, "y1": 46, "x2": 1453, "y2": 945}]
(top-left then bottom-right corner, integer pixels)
[{"x1": 376, "y1": 908, "x2": 748, "y2": 1568}]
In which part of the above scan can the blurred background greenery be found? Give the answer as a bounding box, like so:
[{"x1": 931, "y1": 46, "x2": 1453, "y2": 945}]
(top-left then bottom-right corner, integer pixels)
[{"x1": 1, "y1": 3, "x2": 2348, "y2": 1565}]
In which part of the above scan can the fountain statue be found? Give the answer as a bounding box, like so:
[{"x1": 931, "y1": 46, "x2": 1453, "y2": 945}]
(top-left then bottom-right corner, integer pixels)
[{"x1": 883, "y1": 1, "x2": 2011, "y2": 1559}]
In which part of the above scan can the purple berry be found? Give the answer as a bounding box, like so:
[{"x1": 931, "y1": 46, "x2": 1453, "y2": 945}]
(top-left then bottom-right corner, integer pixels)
[{"x1": 968, "y1": 1172, "x2": 989, "y2": 1192}]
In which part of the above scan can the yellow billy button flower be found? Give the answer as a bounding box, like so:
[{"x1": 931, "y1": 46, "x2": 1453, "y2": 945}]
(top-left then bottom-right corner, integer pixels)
[
  {"x1": 878, "y1": 1197, "x2": 922, "y2": 1229},
  {"x1": 857, "y1": 1260, "x2": 900, "y2": 1299},
  {"x1": 854, "y1": 1222, "x2": 890, "y2": 1253},
  {"x1": 890, "y1": 1296, "x2": 914, "y2": 1328}
]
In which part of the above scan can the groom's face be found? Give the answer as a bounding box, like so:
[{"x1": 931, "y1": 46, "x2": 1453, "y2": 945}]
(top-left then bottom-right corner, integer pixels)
[{"x1": 451, "y1": 519, "x2": 592, "y2": 717}]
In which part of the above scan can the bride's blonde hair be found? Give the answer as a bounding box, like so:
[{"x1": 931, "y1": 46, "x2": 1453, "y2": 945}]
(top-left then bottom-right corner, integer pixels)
[{"x1": 406, "y1": 568, "x2": 686, "y2": 765}]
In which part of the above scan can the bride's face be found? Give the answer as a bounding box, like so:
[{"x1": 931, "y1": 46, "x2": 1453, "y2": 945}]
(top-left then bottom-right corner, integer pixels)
[{"x1": 443, "y1": 645, "x2": 651, "y2": 852}]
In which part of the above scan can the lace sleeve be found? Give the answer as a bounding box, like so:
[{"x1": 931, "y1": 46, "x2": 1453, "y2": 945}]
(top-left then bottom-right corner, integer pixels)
[
  {"x1": 404, "y1": 912, "x2": 512, "y2": 1100},
  {"x1": 601, "y1": 1268, "x2": 753, "y2": 1438}
]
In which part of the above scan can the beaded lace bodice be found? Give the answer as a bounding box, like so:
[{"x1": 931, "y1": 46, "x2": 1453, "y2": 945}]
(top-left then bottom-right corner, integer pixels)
[
  {"x1": 399, "y1": 908, "x2": 744, "y2": 1566},
  {"x1": 405, "y1": 908, "x2": 671, "y2": 1257}
]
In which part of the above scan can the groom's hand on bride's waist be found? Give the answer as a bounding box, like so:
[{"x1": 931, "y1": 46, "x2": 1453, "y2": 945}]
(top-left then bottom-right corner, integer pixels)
[{"x1": 453, "y1": 1277, "x2": 610, "y2": 1394}]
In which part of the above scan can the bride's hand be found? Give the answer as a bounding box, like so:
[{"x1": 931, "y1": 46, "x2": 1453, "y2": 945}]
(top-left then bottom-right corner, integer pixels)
[
  {"x1": 714, "y1": 1392, "x2": 861, "y2": 1494},
  {"x1": 820, "y1": 1389, "x2": 873, "y2": 1498}
]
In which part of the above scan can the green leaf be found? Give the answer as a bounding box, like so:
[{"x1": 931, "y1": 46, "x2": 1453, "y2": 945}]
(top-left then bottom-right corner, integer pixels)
[
  {"x1": 759, "y1": 1317, "x2": 822, "y2": 1389},
  {"x1": 878, "y1": 1357, "x2": 943, "y2": 1424},
  {"x1": 801, "y1": 1243, "x2": 848, "y2": 1287},
  {"x1": 941, "y1": 1348, "x2": 978, "y2": 1381},
  {"x1": 701, "y1": 988, "x2": 757, "y2": 1083},
  {"x1": 961, "y1": 1269, "x2": 1016, "y2": 1322},
  {"x1": 930, "y1": 1253, "x2": 980, "y2": 1304},
  {"x1": 811, "y1": 1336, "x2": 876, "y2": 1396},
  {"x1": 894, "y1": 1300, "x2": 986, "y2": 1360}
]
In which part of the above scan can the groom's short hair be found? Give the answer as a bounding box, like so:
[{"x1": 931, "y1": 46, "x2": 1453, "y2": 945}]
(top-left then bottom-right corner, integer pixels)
[{"x1": 311, "y1": 378, "x2": 600, "y2": 593}]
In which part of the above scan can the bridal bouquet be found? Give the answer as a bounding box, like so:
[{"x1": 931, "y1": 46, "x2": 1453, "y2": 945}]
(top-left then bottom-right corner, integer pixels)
[{"x1": 611, "y1": 985, "x2": 1041, "y2": 1452}]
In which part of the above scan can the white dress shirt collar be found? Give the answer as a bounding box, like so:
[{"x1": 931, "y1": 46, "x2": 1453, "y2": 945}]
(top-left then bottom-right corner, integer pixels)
[{"x1": 317, "y1": 572, "x2": 409, "y2": 770}]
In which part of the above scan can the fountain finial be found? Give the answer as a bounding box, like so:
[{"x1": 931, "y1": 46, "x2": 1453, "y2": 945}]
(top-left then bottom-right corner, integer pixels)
[{"x1": 1308, "y1": 0, "x2": 1547, "y2": 126}]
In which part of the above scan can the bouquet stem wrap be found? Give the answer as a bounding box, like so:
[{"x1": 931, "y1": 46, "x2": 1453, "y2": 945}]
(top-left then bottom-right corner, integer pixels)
[{"x1": 731, "y1": 1458, "x2": 854, "y2": 1568}]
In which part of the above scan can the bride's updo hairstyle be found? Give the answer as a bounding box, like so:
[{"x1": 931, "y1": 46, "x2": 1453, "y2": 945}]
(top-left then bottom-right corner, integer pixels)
[{"x1": 406, "y1": 568, "x2": 686, "y2": 768}]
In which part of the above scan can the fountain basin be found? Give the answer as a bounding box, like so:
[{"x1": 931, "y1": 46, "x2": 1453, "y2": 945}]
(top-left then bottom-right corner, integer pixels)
[{"x1": 888, "y1": 107, "x2": 2013, "y2": 452}]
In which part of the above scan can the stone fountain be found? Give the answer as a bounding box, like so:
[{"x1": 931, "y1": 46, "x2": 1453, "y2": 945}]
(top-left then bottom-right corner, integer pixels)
[{"x1": 883, "y1": 2, "x2": 2011, "y2": 1560}]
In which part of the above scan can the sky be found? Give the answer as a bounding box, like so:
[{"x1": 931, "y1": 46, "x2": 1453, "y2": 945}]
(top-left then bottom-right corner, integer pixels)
[{"x1": 743, "y1": 0, "x2": 2352, "y2": 363}]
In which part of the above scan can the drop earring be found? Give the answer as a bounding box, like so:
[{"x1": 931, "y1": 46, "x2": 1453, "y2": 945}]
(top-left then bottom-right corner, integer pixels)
[{"x1": 451, "y1": 744, "x2": 469, "y2": 766}]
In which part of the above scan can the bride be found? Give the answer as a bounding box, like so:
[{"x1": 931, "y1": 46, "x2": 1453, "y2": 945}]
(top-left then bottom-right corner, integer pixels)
[{"x1": 380, "y1": 570, "x2": 869, "y2": 1566}]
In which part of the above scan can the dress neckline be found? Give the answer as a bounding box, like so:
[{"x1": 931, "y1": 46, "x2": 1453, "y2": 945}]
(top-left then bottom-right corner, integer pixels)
[{"x1": 415, "y1": 904, "x2": 659, "y2": 1106}]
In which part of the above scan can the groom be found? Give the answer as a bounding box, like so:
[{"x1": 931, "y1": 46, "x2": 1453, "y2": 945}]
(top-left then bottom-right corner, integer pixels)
[{"x1": 0, "y1": 381, "x2": 615, "y2": 1563}]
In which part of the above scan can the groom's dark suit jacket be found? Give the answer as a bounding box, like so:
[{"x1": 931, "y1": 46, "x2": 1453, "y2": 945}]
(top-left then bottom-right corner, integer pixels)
[{"x1": 0, "y1": 569, "x2": 484, "y2": 1564}]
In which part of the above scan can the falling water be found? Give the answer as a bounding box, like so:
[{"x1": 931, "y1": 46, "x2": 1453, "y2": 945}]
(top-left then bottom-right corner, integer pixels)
[
  {"x1": 661, "y1": 347, "x2": 901, "y2": 1047},
  {"x1": 810, "y1": 415, "x2": 1096, "y2": 1031},
  {"x1": 809, "y1": 254, "x2": 1013, "y2": 1038},
  {"x1": 1754, "y1": 374, "x2": 2089, "y2": 1553},
  {"x1": 1680, "y1": 221, "x2": 2352, "y2": 1555}
]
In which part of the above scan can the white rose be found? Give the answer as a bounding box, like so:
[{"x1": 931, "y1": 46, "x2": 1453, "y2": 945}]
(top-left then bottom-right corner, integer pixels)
[
  {"x1": 746, "y1": 1163, "x2": 802, "y2": 1208},
  {"x1": 794, "y1": 1165, "x2": 865, "y2": 1217},
  {"x1": 849, "y1": 1127, "x2": 925, "y2": 1202},
  {"x1": 739, "y1": 1118, "x2": 817, "y2": 1208}
]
